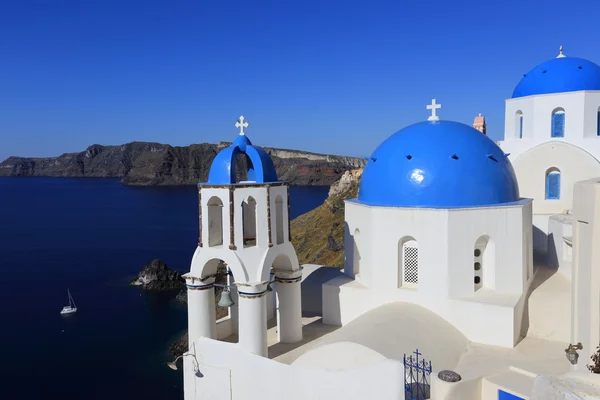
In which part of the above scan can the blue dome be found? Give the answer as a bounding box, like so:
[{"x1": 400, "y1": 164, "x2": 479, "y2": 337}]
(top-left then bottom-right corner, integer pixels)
[
  {"x1": 512, "y1": 56, "x2": 600, "y2": 98},
  {"x1": 358, "y1": 121, "x2": 520, "y2": 208},
  {"x1": 207, "y1": 135, "x2": 279, "y2": 184}
]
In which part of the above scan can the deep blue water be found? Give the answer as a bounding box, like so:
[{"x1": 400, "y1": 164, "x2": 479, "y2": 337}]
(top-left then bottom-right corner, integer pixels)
[{"x1": 0, "y1": 177, "x2": 328, "y2": 399}]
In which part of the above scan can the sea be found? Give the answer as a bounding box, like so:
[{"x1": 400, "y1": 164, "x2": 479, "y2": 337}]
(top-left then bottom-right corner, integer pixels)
[{"x1": 0, "y1": 177, "x2": 329, "y2": 400}]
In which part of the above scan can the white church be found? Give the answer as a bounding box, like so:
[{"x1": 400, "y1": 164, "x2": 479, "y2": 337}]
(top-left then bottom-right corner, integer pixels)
[{"x1": 172, "y1": 48, "x2": 600, "y2": 400}]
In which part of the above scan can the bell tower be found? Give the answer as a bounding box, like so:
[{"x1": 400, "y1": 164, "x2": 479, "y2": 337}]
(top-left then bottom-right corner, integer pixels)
[
  {"x1": 183, "y1": 116, "x2": 303, "y2": 369},
  {"x1": 473, "y1": 113, "x2": 487, "y2": 134}
]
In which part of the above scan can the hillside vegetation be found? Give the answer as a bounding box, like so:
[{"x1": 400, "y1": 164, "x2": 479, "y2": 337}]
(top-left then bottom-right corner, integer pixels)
[{"x1": 291, "y1": 169, "x2": 362, "y2": 268}]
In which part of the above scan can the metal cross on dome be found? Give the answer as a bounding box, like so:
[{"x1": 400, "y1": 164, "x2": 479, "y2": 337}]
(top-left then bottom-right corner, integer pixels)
[
  {"x1": 426, "y1": 99, "x2": 442, "y2": 121},
  {"x1": 235, "y1": 115, "x2": 249, "y2": 135}
]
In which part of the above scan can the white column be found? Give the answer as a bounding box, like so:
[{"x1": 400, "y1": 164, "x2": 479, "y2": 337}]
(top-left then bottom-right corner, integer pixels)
[
  {"x1": 275, "y1": 269, "x2": 303, "y2": 343},
  {"x1": 236, "y1": 281, "x2": 268, "y2": 357},
  {"x1": 185, "y1": 275, "x2": 216, "y2": 346}
]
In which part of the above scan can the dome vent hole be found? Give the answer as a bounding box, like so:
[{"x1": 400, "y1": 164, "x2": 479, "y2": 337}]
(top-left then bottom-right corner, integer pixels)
[
  {"x1": 451, "y1": 154, "x2": 459, "y2": 160},
  {"x1": 487, "y1": 154, "x2": 498, "y2": 162},
  {"x1": 406, "y1": 155, "x2": 412, "y2": 160}
]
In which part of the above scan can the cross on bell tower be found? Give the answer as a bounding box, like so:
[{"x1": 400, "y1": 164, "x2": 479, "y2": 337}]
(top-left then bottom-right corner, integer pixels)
[
  {"x1": 427, "y1": 99, "x2": 442, "y2": 121},
  {"x1": 235, "y1": 115, "x2": 249, "y2": 135}
]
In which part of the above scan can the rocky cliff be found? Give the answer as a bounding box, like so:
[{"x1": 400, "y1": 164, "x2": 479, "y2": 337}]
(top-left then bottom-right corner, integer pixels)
[
  {"x1": 291, "y1": 169, "x2": 362, "y2": 268},
  {"x1": 0, "y1": 142, "x2": 365, "y2": 186}
]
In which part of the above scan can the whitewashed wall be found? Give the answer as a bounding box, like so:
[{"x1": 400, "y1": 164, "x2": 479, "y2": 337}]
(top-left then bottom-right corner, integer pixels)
[
  {"x1": 183, "y1": 337, "x2": 405, "y2": 400},
  {"x1": 508, "y1": 141, "x2": 600, "y2": 215},
  {"x1": 502, "y1": 91, "x2": 600, "y2": 147},
  {"x1": 500, "y1": 91, "x2": 600, "y2": 256},
  {"x1": 547, "y1": 214, "x2": 573, "y2": 278},
  {"x1": 571, "y1": 178, "x2": 600, "y2": 369},
  {"x1": 335, "y1": 199, "x2": 532, "y2": 348}
]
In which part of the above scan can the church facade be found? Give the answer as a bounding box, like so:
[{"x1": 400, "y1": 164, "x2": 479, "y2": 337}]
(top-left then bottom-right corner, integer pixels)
[
  {"x1": 498, "y1": 47, "x2": 600, "y2": 265},
  {"x1": 178, "y1": 48, "x2": 600, "y2": 400}
]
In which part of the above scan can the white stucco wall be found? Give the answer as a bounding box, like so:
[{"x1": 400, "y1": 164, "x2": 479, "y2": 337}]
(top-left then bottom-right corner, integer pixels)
[
  {"x1": 335, "y1": 199, "x2": 532, "y2": 348},
  {"x1": 183, "y1": 337, "x2": 405, "y2": 400},
  {"x1": 571, "y1": 178, "x2": 600, "y2": 369},
  {"x1": 502, "y1": 91, "x2": 600, "y2": 148},
  {"x1": 499, "y1": 90, "x2": 600, "y2": 257},
  {"x1": 531, "y1": 371, "x2": 600, "y2": 399},
  {"x1": 508, "y1": 142, "x2": 600, "y2": 216},
  {"x1": 547, "y1": 214, "x2": 573, "y2": 278}
]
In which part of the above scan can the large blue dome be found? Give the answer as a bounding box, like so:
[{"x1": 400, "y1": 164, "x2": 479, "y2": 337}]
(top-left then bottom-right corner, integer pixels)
[
  {"x1": 358, "y1": 121, "x2": 520, "y2": 208},
  {"x1": 512, "y1": 56, "x2": 600, "y2": 98}
]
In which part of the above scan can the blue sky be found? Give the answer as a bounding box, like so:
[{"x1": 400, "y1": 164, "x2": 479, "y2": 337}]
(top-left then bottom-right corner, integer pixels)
[{"x1": 1, "y1": 0, "x2": 600, "y2": 162}]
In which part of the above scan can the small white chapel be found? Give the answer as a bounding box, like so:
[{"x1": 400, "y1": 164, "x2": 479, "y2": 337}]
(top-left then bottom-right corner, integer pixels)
[{"x1": 176, "y1": 48, "x2": 600, "y2": 400}]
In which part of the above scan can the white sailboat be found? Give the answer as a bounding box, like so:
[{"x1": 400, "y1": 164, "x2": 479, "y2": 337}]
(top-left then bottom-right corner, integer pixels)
[{"x1": 60, "y1": 289, "x2": 77, "y2": 315}]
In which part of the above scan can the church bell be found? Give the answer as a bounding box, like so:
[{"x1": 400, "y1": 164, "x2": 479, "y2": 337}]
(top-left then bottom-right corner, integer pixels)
[{"x1": 218, "y1": 288, "x2": 234, "y2": 308}]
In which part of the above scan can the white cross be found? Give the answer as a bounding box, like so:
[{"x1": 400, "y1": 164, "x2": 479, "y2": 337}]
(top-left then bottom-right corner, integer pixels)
[
  {"x1": 235, "y1": 115, "x2": 249, "y2": 135},
  {"x1": 426, "y1": 99, "x2": 442, "y2": 121}
]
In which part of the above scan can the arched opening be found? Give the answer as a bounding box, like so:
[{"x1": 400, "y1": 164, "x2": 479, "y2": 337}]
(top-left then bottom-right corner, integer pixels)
[
  {"x1": 202, "y1": 259, "x2": 233, "y2": 321},
  {"x1": 551, "y1": 108, "x2": 565, "y2": 138},
  {"x1": 207, "y1": 196, "x2": 224, "y2": 247},
  {"x1": 242, "y1": 196, "x2": 257, "y2": 247},
  {"x1": 233, "y1": 152, "x2": 253, "y2": 183},
  {"x1": 597, "y1": 106, "x2": 600, "y2": 136},
  {"x1": 353, "y1": 229, "x2": 361, "y2": 277},
  {"x1": 275, "y1": 195, "x2": 284, "y2": 245},
  {"x1": 515, "y1": 110, "x2": 523, "y2": 139},
  {"x1": 474, "y1": 236, "x2": 486, "y2": 291},
  {"x1": 398, "y1": 236, "x2": 418, "y2": 288},
  {"x1": 545, "y1": 167, "x2": 561, "y2": 200}
]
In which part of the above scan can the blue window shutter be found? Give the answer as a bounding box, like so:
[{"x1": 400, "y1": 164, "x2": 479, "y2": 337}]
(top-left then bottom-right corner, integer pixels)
[
  {"x1": 546, "y1": 173, "x2": 561, "y2": 200},
  {"x1": 597, "y1": 111, "x2": 600, "y2": 136},
  {"x1": 552, "y1": 113, "x2": 565, "y2": 137},
  {"x1": 519, "y1": 116, "x2": 523, "y2": 138}
]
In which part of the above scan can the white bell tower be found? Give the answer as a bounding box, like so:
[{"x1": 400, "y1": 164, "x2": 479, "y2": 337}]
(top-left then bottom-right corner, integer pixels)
[{"x1": 183, "y1": 116, "x2": 303, "y2": 372}]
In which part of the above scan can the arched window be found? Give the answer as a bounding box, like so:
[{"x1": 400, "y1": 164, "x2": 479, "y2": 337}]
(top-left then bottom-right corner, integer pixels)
[
  {"x1": 207, "y1": 196, "x2": 224, "y2": 247},
  {"x1": 353, "y1": 229, "x2": 361, "y2": 277},
  {"x1": 398, "y1": 237, "x2": 418, "y2": 288},
  {"x1": 551, "y1": 108, "x2": 565, "y2": 138},
  {"x1": 545, "y1": 168, "x2": 561, "y2": 200},
  {"x1": 515, "y1": 110, "x2": 523, "y2": 139},
  {"x1": 474, "y1": 235, "x2": 494, "y2": 291},
  {"x1": 242, "y1": 197, "x2": 257, "y2": 247},
  {"x1": 275, "y1": 195, "x2": 284, "y2": 245}
]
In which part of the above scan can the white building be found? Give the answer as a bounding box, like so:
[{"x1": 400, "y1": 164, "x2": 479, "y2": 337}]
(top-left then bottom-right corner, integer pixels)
[
  {"x1": 177, "y1": 51, "x2": 600, "y2": 399},
  {"x1": 498, "y1": 47, "x2": 600, "y2": 268}
]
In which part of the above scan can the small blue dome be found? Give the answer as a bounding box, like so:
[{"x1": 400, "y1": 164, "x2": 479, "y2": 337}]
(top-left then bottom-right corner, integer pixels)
[
  {"x1": 358, "y1": 121, "x2": 520, "y2": 208},
  {"x1": 512, "y1": 56, "x2": 600, "y2": 98},
  {"x1": 207, "y1": 135, "x2": 279, "y2": 184}
]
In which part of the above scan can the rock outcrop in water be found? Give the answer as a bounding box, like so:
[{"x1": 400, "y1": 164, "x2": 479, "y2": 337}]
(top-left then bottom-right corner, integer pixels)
[
  {"x1": 130, "y1": 259, "x2": 184, "y2": 291},
  {"x1": 0, "y1": 141, "x2": 366, "y2": 187}
]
